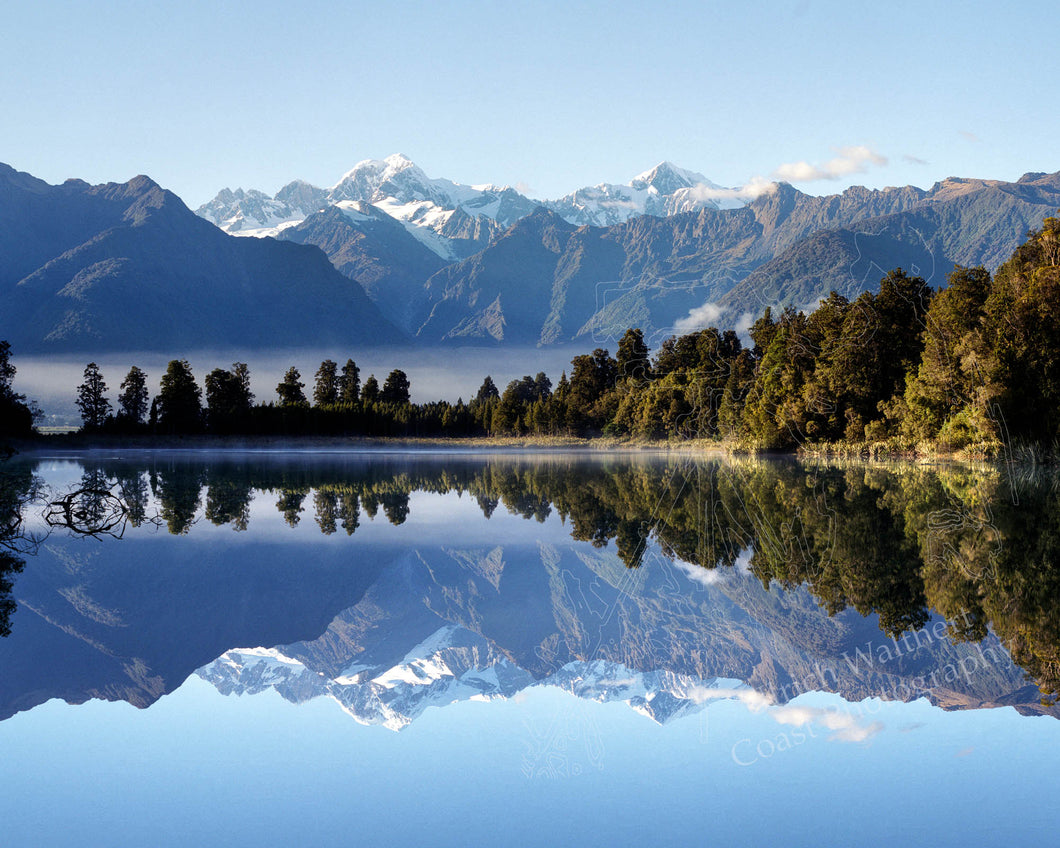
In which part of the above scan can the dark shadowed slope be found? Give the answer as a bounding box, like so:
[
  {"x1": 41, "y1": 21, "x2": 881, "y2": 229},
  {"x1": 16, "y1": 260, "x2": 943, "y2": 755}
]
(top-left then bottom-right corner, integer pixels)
[{"x1": 0, "y1": 164, "x2": 406, "y2": 353}]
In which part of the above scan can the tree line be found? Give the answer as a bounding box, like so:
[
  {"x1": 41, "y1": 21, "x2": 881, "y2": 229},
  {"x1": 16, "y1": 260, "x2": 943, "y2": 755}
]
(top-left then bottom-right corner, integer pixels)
[{"x1": 69, "y1": 358, "x2": 434, "y2": 437}]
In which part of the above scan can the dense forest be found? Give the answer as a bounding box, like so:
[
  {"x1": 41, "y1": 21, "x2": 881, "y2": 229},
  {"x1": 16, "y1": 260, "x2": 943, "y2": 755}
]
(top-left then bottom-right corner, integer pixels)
[{"x1": 2, "y1": 214, "x2": 1059, "y2": 452}]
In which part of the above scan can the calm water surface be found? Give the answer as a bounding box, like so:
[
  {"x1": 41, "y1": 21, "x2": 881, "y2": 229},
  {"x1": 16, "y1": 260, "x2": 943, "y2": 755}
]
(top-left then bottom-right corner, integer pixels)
[{"x1": 1, "y1": 451, "x2": 1058, "y2": 846}]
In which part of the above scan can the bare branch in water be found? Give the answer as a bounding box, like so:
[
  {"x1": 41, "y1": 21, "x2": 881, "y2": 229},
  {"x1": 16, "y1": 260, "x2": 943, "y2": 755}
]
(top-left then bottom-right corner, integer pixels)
[{"x1": 44, "y1": 487, "x2": 131, "y2": 539}]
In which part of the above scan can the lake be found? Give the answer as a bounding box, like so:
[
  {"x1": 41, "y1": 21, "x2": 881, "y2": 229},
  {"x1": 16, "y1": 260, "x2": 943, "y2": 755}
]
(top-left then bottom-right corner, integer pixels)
[{"x1": 1, "y1": 450, "x2": 1058, "y2": 846}]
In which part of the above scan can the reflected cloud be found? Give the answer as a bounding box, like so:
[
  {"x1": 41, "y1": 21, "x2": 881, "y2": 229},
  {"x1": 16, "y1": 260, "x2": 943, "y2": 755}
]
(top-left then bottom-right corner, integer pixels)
[{"x1": 771, "y1": 704, "x2": 884, "y2": 743}]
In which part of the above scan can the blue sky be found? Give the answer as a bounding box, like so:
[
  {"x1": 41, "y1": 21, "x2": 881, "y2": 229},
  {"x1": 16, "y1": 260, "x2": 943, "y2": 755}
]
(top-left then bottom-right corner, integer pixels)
[
  {"x1": 5, "y1": 675, "x2": 1059, "y2": 846},
  {"x1": 2, "y1": 0, "x2": 1054, "y2": 207}
]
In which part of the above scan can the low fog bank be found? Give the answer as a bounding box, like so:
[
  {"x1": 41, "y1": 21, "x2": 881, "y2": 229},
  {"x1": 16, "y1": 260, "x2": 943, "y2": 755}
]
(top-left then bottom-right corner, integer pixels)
[{"x1": 12, "y1": 345, "x2": 587, "y2": 427}]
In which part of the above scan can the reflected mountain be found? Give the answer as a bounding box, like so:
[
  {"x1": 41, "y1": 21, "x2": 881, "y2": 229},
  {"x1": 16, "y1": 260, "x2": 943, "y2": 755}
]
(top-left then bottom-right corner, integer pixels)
[
  {"x1": 2, "y1": 453, "x2": 1059, "y2": 725},
  {"x1": 202, "y1": 636, "x2": 743, "y2": 732}
]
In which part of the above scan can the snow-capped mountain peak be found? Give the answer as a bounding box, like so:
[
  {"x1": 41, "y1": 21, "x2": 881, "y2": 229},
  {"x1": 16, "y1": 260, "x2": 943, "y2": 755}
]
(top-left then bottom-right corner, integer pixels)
[
  {"x1": 194, "y1": 155, "x2": 747, "y2": 248},
  {"x1": 330, "y1": 153, "x2": 428, "y2": 202},
  {"x1": 384, "y1": 151, "x2": 416, "y2": 169},
  {"x1": 317, "y1": 155, "x2": 538, "y2": 258},
  {"x1": 195, "y1": 186, "x2": 312, "y2": 238},
  {"x1": 541, "y1": 162, "x2": 745, "y2": 227},
  {"x1": 631, "y1": 161, "x2": 712, "y2": 194},
  {"x1": 199, "y1": 626, "x2": 534, "y2": 731},
  {"x1": 196, "y1": 626, "x2": 752, "y2": 732},
  {"x1": 337, "y1": 152, "x2": 418, "y2": 181}
]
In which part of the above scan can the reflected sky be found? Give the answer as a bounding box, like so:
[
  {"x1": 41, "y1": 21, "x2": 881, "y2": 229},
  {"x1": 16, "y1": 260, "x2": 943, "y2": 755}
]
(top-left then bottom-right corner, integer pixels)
[{"x1": 2, "y1": 678, "x2": 1057, "y2": 847}]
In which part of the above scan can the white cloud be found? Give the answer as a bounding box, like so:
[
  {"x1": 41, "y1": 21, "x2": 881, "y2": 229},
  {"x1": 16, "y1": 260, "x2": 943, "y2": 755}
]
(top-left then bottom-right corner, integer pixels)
[
  {"x1": 686, "y1": 686, "x2": 776, "y2": 711},
  {"x1": 771, "y1": 704, "x2": 884, "y2": 743},
  {"x1": 674, "y1": 301, "x2": 726, "y2": 333},
  {"x1": 678, "y1": 146, "x2": 886, "y2": 207},
  {"x1": 770, "y1": 705, "x2": 819, "y2": 726},
  {"x1": 734, "y1": 311, "x2": 756, "y2": 336},
  {"x1": 680, "y1": 674, "x2": 882, "y2": 744},
  {"x1": 828, "y1": 721, "x2": 884, "y2": 743},
  {"x1": 675, "y1": 559, "x2": 730, "y2": 586},
  {"x1": 682, "y1": 175, "x2": 779, "y2": 204},
  {"x1": 672, "y1": 547, "x2": 753, "y2": 588},
  {"x1": 772, "y1": 145, "x2": 888, "y2": 183}
]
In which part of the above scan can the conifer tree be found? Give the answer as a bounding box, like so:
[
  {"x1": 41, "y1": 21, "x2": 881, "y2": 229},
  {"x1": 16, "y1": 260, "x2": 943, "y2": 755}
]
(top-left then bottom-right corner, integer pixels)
[
  {"x1": 76, "y1": 363, "x2": 111, "y2": 430},
  {"x1": 277, "y1": 367, "x2": 307, "y2": 406},
  {"x1": 381, "y1": 369, "x2": 410, "y2": 404},
  {"x1": 362, "y1": 374, "x2": 380, "y2": 403},
  {"x1": 157, "y1": 360, "x2": 202, "y2": 432},
  {"x1": 313, "y1": 359, "x2": 338, "y2": 406},
  {"x1": 617, "y1": 328, "x2": 652, "y2": 382},
  {"x1": 338, "y1": 359, "x2": 360, "y2": 403},
  {"x1": 117, "y1": 366, "x2": 149, "y2": 426}
]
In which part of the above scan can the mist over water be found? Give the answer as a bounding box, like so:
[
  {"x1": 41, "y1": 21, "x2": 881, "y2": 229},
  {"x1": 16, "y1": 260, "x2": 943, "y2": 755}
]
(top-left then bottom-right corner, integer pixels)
[{"x1": 12, "y1": 345, "x2": 585, "y2": 425}]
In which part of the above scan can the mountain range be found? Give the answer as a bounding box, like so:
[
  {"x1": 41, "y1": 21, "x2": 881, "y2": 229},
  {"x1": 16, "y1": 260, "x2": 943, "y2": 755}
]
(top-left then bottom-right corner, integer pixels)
[
  {"x1": 194, "y1": 533, "x2": 1047, "y2": 730},
  {"x1": 195, "y1": 154, "x2": 740, "y2": 247},
  {"x1": 5, "y1": 525, "x2": 1046, "y2": 727},
  {"x1": 403, "y1": 174, "x2": 1060, "y2": 345},
  {"x1": 0, "y1": 163, "x2": 403, "y2": 352},
  {"x1": 200, "y1": 637, "x2": 743, "y2": 732},
  {"x1": 198, "y1": 158, "x2": 1060, "y2": 345},
  {"x1": 2, "y1": 156, "x2": 1059, "y2": 354}
]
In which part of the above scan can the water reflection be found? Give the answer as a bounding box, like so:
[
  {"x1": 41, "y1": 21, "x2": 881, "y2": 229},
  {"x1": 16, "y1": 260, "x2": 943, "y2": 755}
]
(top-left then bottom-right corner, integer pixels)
[
  {"x1": 3, "y1": 453, "x2": 1060, "y2": 725},
  {"x1": 0, "y1": 461, "x2": 40, "y2": 637}
]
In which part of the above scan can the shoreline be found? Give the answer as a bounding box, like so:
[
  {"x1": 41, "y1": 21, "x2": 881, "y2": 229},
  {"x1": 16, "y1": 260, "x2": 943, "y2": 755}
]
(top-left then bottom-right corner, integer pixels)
[
  {"x1": 1, "y1": 432, "x2": 1029, "y2": 466},
  {"x1": 6, "y1": 432, "x2": 727, "y2": 455}
]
